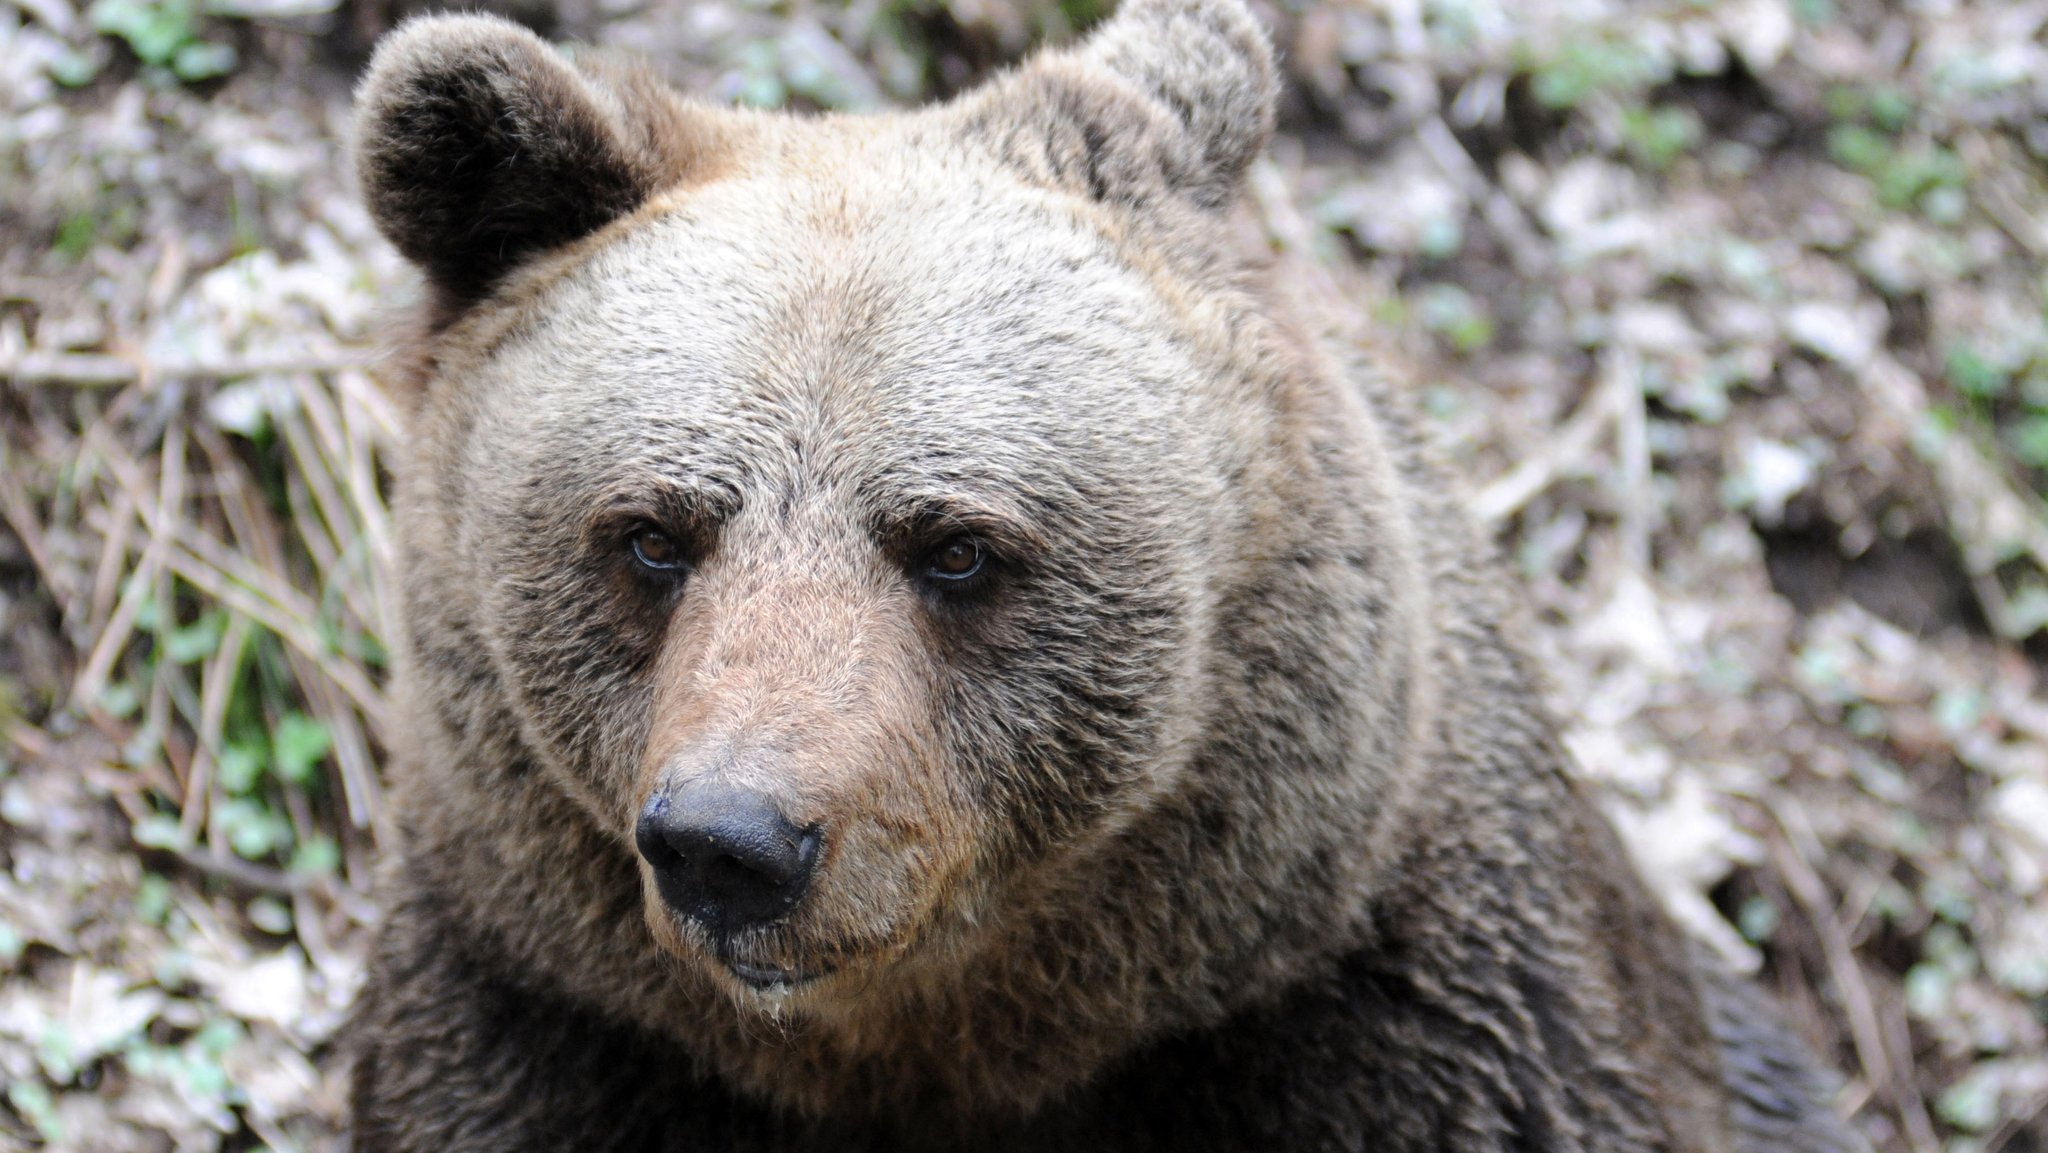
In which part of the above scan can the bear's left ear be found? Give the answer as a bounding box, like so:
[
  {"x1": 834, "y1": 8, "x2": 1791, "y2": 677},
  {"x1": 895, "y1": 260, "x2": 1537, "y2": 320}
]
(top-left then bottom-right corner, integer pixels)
[
  {"x1": 353, "y1": 15, "x2": 712, "y2": 311},
  {"x1": 966, "y1": 0, "x2": 1279, "y2": 211}
]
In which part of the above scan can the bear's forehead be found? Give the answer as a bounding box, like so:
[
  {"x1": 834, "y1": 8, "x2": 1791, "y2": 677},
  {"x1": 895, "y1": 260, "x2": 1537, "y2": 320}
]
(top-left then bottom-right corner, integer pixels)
[{"x1": 458, "y1": 165, "x2": 1214, "y2": 498}]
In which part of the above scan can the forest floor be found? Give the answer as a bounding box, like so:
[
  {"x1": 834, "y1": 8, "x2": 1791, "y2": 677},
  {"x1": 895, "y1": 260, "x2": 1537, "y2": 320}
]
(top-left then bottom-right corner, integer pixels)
[{"x1": 2, "y1": 0, "x2": 2047, "y2": 1149}]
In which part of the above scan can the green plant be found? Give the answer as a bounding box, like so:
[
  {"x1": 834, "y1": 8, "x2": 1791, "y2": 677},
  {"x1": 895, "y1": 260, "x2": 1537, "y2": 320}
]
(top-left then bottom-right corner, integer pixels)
[
  {"x1": 1526, "y1": 35, "x2": 1664, "y2": 110},
  {"x1": 1415, "y1": 284, "x2": 1495, "y2": 354},
  {"x1": 1827, "y1": 124, "x2": 1969, "y2": 215},
  {"x1": 88, "y1": 0, "x2": 237, "y2": 83},
  {"x1": 1941, "y1": 335, "x2": 2048, "y2": 479},
  {"x1": 1620, "y1": 105, "x2": 1702, "y2": 171},
  {"x1": 115, "y1": 566, "x2": 358, "y2": 871},
  {"x1": 1825, "y1": 83, "x2": 1912, "y2": 133},
  {"x1": 53, "y1": 213, "x2": 99, "y2": 261}
]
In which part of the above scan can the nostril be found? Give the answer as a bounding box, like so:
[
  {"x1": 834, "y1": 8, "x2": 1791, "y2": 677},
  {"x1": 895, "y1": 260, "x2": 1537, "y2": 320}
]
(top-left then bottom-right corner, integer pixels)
[
  {"x1": 633, "y1": 797, "x2": 686, "y2": 870},
  {"x1": 634, "y1": 784, "x2": 820, "y2": 933},
  {"x1": 708, "y1": 852, "x2": 764, "y2": 891}
]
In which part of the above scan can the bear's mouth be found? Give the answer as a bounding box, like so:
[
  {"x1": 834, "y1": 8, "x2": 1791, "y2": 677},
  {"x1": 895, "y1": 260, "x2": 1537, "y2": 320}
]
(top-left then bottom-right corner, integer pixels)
[{"x1": 719, "y1": 950, "x2": 835, "y2": 993}]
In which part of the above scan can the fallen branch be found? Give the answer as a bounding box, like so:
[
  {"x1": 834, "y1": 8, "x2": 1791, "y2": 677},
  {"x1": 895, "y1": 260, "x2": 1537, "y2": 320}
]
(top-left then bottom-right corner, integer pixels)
[
  {"x1": 1768, "y1": 800, "x2": 1941, "y2": 1153},
  {"x1": 155, "y1": 845, "x2": 310, "y2": 896},
  {"x1": 1471, "y1": 352, "x2": 1638, "y2": 527},
  {"x1": 1, "y1": 349, "x2": 376, "y2": 387}
]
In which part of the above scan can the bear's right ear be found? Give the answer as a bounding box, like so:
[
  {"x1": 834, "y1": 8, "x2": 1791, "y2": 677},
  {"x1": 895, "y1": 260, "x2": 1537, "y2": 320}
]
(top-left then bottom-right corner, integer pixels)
[
  {"x1": 353, "y1": 16, "x2": 704, "y2": 310},
  {"x1": 966, "y1": 0, "x2": 1279, "y2": 213}
]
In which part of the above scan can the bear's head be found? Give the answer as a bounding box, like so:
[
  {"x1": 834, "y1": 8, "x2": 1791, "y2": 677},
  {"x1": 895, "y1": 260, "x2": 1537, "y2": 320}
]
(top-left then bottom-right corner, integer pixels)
[{"x1": 356, "y1": 0, "x2": 1421, "y2": 1053}]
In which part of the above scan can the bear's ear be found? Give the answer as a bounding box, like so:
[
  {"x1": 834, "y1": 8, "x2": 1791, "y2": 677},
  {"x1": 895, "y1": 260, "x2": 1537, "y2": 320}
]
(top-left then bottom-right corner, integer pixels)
[
  {"x1": 353, "y1": 15, "x2": 704, "y2": 309},
  {"x1": 972, "y1": 0, "x2": 1278, "y2": 211}
]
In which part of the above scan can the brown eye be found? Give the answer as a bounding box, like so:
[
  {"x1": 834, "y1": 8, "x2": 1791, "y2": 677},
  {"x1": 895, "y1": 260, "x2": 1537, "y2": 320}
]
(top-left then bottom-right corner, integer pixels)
[
  {"x1": 630, "y1": 527, "x2": 685, "y2": 572},
  {"x1": 926, "y1": 536, "x2": 984, "y2": 582}
]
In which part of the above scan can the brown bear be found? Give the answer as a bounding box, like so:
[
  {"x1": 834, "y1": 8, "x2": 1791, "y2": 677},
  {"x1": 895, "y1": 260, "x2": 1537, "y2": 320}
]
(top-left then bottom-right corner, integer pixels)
[{"x1": 345, "y1": 3, "x2": 1871, "y2": 1150}]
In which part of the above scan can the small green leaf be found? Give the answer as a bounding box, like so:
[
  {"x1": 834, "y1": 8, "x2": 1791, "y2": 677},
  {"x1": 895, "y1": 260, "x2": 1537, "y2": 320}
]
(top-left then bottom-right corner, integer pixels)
[
  {"x1": 1792, "y1": 0, "x2": 1834, "y2": 24},
  {"x1": 136, "y1": 873, "x2": 174, "y2": 925},
  {"x1": 1903, "y1": 961, "x2": 1952, "y2": 1018},
  {"x1": 1873, "y1": 146, "x2": 1967, "y2": 210},
  {"x1": 1416, "y1": 284, "x2": 1495, "y2": 354},
  {"x1": 8, "y1": 1081, "x2": 62, "y2": 1142},
  {"x1": 1417, "y1": 215, "x2": 1464, "y2": 260},
  {"x1": 290, "y1": 834, "x2": 340, "y2": 877},
  {"x1": 735, "y1": 40, "x2": 786, "y2": 108},
  {"x1": 36, "y1": 1022, "x2": 77, "y2": 1083},
  {"x1": 194, "y1": 1016, "x2": 241, "y2": 1058},
  {"x1": 2006, "y1": 413, "x2": 2048, "y2": 468},
  {"x1": 54, "y1": 212, "x2": 98, "y2": 260},
  {"x1": 152, "y1": 949, "x2": 193, "y2": 988},
  {"x1": 1530, "y1": 38, "x2": 1660, "y2": 109},
  {"x1": 1845, "y1": 702, "x2": 1886, "y2": 738},
  {"x1": 217, "y1": 797, "x2": 290, "y2": 859},
  {"x1": 98, "y1": 680, "x2": 143, "y2": 720},
  {"x1": 1920, "y1": 185, "x2": 1968, "y2": 224},
  {"x1": 272, "y1": 713, "x2": 331, "y2": 785},
  {"x1": 217, "y1": 743, "x2": 264, "y2": 795},
  {"x1": 1823, "y1": 84, "x2": 1865, "y2": 123},
  {"x1": 1827, "y1": 124, "x2": 1890, "y2": 174},
  {"x1": 48, "y1": 48, "x2": 101, "y2": 87},
  {"x1": 1621, "y1": 105, "x2": 1702, "y2": 171},
  {"x1": 1937, "y1": 1069, "x2": 2002, "y2": 1133},
  {"x1": 171, "y1": 39, "x2": 235, "y2": 81},
  {"x1": 246, "y1": 895, "x2": 292, "y2": 935},
  {"x1": 1912, "y1": 407, "x2": 1956, "y2": 460},
  {"x1": 1947, "y1": 346, "x2": 2010, "y2": 399},
  {"x1": 162, "y1": 610, "x2": 225, "y2": 665},
  {"x1": 1923, "y1": 879, "x2": 1975, "y2": 926},
  {"x1": 132, "y1": 813, "x2": 185, "y2": 850},
  {"x1": 1868, "y1": 87, "x2": 1912, "y2": 133},
  {"x1": 94, "y1": 0, "x2": 193, "y2": 68},
  {"x1": 1736, "y1": 896, "x2": 1779, "y2": 944},
  {"x1": 2001, "y1": 583, "x2": 2048, "y2": 635}
]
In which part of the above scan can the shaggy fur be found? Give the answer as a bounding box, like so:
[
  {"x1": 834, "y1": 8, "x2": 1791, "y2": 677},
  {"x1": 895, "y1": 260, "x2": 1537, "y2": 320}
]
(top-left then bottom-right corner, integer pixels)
[{"x1": 347, "y1": 3, "x2": 1872, "y2": 1150}]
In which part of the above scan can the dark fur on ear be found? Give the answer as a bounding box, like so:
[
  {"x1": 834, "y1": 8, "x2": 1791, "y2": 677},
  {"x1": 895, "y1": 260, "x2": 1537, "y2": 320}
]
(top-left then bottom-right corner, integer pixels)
[
  {"x1": 353, "y1": 15, "x2": 704, "y2": 308},
  {"x1": 967, "y1": 0, "x2": 1279, "y2": 211}
]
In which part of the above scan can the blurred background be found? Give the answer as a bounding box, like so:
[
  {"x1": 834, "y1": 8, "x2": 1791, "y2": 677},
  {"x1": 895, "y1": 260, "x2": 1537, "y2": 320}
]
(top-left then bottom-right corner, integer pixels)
[{"x1": 2, "y1": 0, "x2": 2046, "y2": 1148}]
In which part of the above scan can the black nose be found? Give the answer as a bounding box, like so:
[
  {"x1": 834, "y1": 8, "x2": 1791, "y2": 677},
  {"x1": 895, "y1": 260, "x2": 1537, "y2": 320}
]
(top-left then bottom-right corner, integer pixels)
[{"x1": 635, "y1": 783, "x2": 820, "y2": 934}]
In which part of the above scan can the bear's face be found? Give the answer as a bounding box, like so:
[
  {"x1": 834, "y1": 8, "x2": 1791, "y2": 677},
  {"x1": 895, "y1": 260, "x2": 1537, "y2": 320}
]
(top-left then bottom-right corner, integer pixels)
[
  {"x1": 442, "y1": 171, "x2": 1239, "y2": 995},
  {"x1": 358, "y1": 0, "x2": 1282, "y2": 1007}
]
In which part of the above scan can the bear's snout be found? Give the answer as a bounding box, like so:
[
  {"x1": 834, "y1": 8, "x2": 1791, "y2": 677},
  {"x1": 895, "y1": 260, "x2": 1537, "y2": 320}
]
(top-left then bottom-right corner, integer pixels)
[{"x1": 635, "y1": 780, "x2": 822, "y2": 940}]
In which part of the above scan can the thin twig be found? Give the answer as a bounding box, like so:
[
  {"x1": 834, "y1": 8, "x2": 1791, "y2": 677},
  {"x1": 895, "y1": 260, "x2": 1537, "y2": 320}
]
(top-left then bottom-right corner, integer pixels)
[
  {"x1": 1866, "y1": 352, "x2": 2048, "y2": 638},
  {"x1": 157, "y1": 846, "x2": 309, "y2": 895},
  {"x1": 1415, "y1": 116, "x2": 1552, "y2": 279},
  {"x1": 1769, "y1": 810, "x2": 1888, "y2": 1083},
  {"x1": 0, "y1": 441, "x2": 58, "y2": 592},
  {"x1": 85, "y1": 485, "x2": 140, "y2": 644},
  {"x1": 1958, "y1": 130, "x2": 2048, "y2": 259},
  {"x1": 180, "y1": 614, "x2": 253, "y2": 845},
  {"x1": 0, "y1": 349, "x2": 374, "y2": 387},
  {"x1": 1983, "y1": 1088, "x2": 2048, "y2": 1153},
  {"x1": 1471, "y1": 355, "x2": 1635, "y2": 526},
  {"x1": 1767, "y1": 800, "x2": 1940, "y2": 1153},
  {"x1": 1610, "y1": 349, "x2": 1653, "y2": 573}
]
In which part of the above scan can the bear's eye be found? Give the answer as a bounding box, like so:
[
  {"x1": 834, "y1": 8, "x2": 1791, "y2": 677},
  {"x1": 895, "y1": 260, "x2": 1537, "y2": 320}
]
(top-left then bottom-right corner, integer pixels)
[
  {"x1": 924, "y1": 536, "x2": 985, "y2": 583},
  {"x1": 629, "y1": 526, "x2": 686, "y2": 573}
]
